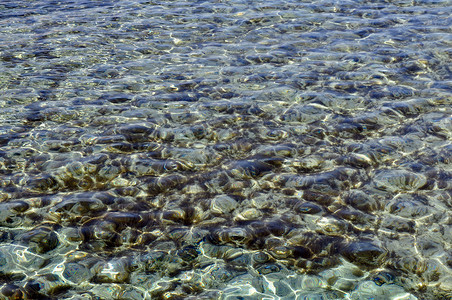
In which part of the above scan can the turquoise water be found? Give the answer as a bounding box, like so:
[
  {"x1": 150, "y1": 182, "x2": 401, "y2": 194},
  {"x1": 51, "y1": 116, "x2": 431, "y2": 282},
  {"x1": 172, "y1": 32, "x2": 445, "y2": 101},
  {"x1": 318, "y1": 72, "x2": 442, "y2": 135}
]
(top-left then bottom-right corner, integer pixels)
[{"x1": 0, "y1": 0, "x2": 451, "y2": 299}]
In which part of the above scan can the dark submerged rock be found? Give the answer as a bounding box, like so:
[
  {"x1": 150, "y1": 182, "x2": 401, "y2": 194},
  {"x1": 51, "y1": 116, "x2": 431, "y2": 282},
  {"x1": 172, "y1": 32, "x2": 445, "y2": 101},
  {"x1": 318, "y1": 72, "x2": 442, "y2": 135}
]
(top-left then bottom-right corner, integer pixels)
[
  {"x1": 341, "y1": 241, "x2": 387, "y2": 268},
  {"x1": 19, "y1": 226, "x2": 60, "y2": 254}
]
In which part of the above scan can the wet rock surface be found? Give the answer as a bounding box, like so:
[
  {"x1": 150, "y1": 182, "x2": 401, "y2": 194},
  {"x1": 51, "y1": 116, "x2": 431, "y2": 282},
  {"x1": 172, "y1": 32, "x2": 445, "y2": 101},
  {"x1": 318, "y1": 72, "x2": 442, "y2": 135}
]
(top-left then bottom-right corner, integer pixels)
[{"x1": 0, "y1": 0, "x2": 451, "y2": 299}]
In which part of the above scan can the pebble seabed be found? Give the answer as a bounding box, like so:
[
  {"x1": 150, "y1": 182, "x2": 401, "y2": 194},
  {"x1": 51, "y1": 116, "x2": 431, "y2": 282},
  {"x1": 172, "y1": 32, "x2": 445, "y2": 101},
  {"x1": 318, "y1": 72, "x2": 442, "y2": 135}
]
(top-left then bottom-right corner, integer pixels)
[{"x1": 0, "y1": 0, "x2": 451, "y2": 299}]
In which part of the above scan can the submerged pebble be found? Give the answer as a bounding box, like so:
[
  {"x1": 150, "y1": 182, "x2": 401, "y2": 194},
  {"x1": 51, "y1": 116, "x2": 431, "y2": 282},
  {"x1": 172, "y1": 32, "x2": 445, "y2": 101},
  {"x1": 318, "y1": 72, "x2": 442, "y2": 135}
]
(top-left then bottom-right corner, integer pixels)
[
  {"x1": 373, "y1": 169, "x2": 428, "y2": 192},
  {"x1": 211, "y1": 195, "x2": 238, "y2": 215},
  {"x1": 341, "y1": 241, "x2": 387, "y2": 268}
]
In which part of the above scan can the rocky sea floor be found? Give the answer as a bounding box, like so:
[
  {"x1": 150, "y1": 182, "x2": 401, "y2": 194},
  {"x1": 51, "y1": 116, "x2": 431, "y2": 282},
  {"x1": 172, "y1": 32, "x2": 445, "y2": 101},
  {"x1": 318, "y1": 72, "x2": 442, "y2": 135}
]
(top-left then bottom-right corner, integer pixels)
[{"x1": 0, "y1": 0, "x2": 451, "y2": 299}]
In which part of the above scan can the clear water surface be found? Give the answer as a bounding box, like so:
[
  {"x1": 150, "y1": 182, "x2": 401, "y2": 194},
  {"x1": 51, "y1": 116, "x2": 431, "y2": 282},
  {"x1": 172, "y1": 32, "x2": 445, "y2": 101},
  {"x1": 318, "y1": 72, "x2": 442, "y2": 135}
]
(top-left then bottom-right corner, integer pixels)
[{"x1": 0, "y1": 0, "x2": 451, "y2": 299}]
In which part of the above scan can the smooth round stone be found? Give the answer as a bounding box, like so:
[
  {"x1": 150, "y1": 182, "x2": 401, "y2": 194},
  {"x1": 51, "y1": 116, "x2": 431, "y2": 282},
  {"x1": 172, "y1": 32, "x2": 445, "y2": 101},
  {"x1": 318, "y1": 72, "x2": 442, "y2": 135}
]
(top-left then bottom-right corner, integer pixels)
[
  {"x1": 26, "y1": 175, "x2": 60, "y2": 192},
  {"x1": 177, "y1": 245, "x2": 199, "y2": 262},
  {"x1": 215, "y1": 227, "x2": 251, "y2": 245},
  {"x1": 250, "y1": 194, "x2": 273, "y2": 209},
  {"x1": 338, "y1": 153, "x2": 373, "y2": 168},
  {"x1": 227, "y1": 252, "x2": 251, "y2": 267},
  {"x1": 344, "y1": 190, "x2": 380, "y2": 212},
  {"x1": 255, "y1": 144, "x2": 297, "y2": 157},
  {"x1": 300, "y1": 275, "x2": 326, "y2": 290},
  {"x1": 210, "y1": 264, "x2": 241, "y2": 283},
  {"x1": 269, "y1": 246, "x2": 292, "y2": 259},
  {"x1": 179, "y1": 227, "x2": 210, "y2": 246},
  {"x1": 97, "y1": 259, "x2": 130, "y2": 283},
  {"x1": 235, "y1": 208, "x2": 262, "y2": 221},
  {"x1": 371, "y1": 271, "x2": 397, "y2": 286},
  {"x1": 200, "y1": 243, "x2": 232, "y2": 259},
  {"x1": 64, "y1": 161, "x2": 86, "y2": 178},
  {"x1": 182, "y1": 183, "x2": 206, "y2": 194},
  {"x1": 62, "y1": 262, "x2": 92, "y2": 284},
  {"x1": 52, "y1": 198, "x2": 106, "y2": 216},
  {"x1": 385, "y1": 195, "x2": 431, "y2": 218},
  {"x1": 26, "y1": 274, "x2": 68, "y2": 296},
  {"x1": 130, "y1": 272, "x2": 159, "y2": 290},
  {"x1": 273, "y1": 279, "x2": 295, "y2": 297},
  {"x1": 211, "y1": 195, "x2": 238, "y2": 214},
  {"x1": 373, "y1": 170, "x2": 427, "y2": 192},
  {"x1": 381, "y1": 216, "x2": 416, "y2": 234},
  {"x1": 256, "y1": 264, "x2": 282, "y2": 275},
  {"x1": 141, "y1": 251, "x2": 167, "y2": 272},
  {"x1": 333, "y1": 278, "x2": 357, "y2": 292},
  {"x1": 201, "y1": 263, "x2": 244, "y2": 288},
  {"x1": 295, "y1": 201, "x2": 323, "y2": 214},
  {"x1": 279, "y1": 104, "x2": 329, "y2": 124},
  {"x1": 341, "y1": 241, "x2": 387, "y2": 267},
  {"x1": 252, "y1": 251, "x2": 270, "y2": 265},
  {"x1": 378, "y1": 136, "x2": 422, "y2": 153},
  {"x1": 316, "y1": 217, "x2": 347, "y2": 236},
  {"x1": 292, "y1": 155, "x2": 325, "y2": 171},
  {"x1": 97, "y1": 164, "x2": 122, "y2": 181},
  {"x1": 228, "y1": 160, "x2": 273, "y2": 179}
]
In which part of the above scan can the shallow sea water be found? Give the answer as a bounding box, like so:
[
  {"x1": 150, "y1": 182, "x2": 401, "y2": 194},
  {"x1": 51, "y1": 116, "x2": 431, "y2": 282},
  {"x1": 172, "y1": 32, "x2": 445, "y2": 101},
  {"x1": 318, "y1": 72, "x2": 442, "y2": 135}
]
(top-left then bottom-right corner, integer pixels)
[{"x1": 0, "y1": 0, "x2": 451, "y2": 299}]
